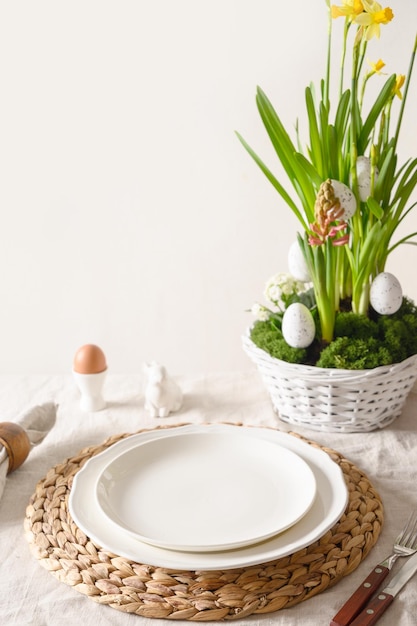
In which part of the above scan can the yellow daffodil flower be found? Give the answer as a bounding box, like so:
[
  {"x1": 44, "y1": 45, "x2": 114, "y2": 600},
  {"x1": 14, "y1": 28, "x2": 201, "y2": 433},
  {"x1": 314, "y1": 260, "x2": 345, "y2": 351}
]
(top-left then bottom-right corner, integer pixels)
[
  {"x1": 393, "y1": 74, "x2": 406, "y2": 99},
  {"x1": 368, "y1": 58, "x2": 386, "y2": 74},
  {"x1": 331, "y1": 0, "x2": 364, "y2": 19},
  {"x1": 354, "y1": 1, "x2": 394, "y2": 39},
  {"x1": 360, "y1": 59, "x2": 386, "y2": 104}
]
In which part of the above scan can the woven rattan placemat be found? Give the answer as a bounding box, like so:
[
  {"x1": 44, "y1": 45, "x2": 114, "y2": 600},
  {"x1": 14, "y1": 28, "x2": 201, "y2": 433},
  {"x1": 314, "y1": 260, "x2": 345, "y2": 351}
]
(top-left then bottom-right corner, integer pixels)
[{"x1": 24, "y1": 425, "x2": 383, "y2": 621}]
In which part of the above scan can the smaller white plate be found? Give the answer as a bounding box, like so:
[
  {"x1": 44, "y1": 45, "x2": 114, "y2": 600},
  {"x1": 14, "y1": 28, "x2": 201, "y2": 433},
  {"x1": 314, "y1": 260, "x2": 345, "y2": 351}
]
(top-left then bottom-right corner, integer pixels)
[{"x1": 95, "y1": 430, "x2": 317, "y2": 552}]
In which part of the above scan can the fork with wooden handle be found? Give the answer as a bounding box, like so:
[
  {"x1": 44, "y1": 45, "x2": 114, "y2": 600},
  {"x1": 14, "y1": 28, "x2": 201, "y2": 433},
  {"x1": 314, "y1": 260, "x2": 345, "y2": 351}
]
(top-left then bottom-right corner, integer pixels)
[{"x1": 330, "y1": 511, "x2": 417, "y2": 626}]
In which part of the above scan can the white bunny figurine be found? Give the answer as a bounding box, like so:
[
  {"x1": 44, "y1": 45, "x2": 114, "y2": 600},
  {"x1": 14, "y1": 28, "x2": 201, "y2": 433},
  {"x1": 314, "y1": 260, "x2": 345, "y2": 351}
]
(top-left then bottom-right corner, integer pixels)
[{"x1": 143, "y1": 361, "x2": 183, "y2": 417}]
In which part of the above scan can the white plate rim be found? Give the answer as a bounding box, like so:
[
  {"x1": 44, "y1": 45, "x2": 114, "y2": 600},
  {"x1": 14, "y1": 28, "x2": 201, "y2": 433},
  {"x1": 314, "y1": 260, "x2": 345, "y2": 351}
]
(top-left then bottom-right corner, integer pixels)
[
  {"x1": 95, "y1": 430, "x2": 317, "y2": 552},
  {"x1": 69, "y1": 424, "x2": 349, "y2": 570}
]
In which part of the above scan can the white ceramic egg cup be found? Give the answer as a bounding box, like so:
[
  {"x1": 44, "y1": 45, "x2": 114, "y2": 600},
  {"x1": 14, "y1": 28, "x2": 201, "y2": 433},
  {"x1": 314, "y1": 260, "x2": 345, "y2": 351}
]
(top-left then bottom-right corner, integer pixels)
[{"x1": 73, "y1": 370, "x2": 107, "y2": 412}]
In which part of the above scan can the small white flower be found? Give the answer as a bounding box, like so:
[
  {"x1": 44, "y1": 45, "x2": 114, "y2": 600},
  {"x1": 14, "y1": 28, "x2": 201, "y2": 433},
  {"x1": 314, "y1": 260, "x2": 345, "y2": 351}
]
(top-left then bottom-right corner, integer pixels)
[
  {"x1": 264, "y1": 273, "x2": 285, "y2": 302},
  {"x1": 251, "y1": 303, "x2": 270, "y2": 321},
  {"x1": 280, "y1": 280, "x2": 296, "y2": 296},
  {"x1": 267, "y1": 284, "x2": 283, "y2": 301},
  {"x1": 264, "y1": 273, "x2": 305, "y2": 305}
]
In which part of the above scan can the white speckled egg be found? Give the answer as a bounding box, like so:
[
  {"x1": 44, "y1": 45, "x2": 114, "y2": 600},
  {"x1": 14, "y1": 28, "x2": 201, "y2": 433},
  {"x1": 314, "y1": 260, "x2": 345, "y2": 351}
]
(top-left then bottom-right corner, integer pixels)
[
  {"x1": 282, "y1": 303, "x2": 316, "y2": 348},
  {"x1": 356, "y1": 156, "x2": 379, "y2": 202},
  {"x1": 288, "y1": 239, "x2": 311, "y2": 283},
  {"x1": 370, "y1": 272, "x2": 403, "y2": 315},
  {"x1": 331, "y1": 179, "x2": 357, "y2": 219}
]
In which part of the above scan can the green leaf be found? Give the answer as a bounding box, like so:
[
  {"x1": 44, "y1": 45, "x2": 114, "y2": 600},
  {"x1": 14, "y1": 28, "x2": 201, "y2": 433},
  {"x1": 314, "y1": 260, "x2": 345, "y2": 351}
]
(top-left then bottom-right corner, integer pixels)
[
  {"x1": 359, "y1": 75, "x2": 397, "y2": 151},
  {"x1": 395, "y1": 200, "x2": 417, "y2": 226},
  {"x1": 255, "y1": 87, "x2": 317, "y2": 220},
  {"x1": 393, "y1": 157, "x2": 417, "y2": 201},
  {"x1": 358, "y1": 222, "x2": 384, "y2": 275},
  {"x1": 327, "y1": 125, "x2": 340, "y2": 179},
  {"x1": 392, "y1": 168, "x2": 417, "y2": 216},
  {"x1": 255, "y1": 87, "x2": 297, "y2": 172},
  {"x1": 319, "y1": 100, "x2": 330, "y2": 171},
  {"x1": 293, "y1": 153, "x2": 323, "y2": 188},
  {"x1": 305, "y1": 86, "x2": 324, "y2": 176},
  {"x1": 373, "y1": 145, "x2": 396, "y2": 205},
  {"x1": 235, "y1": 131, "x2": 308, "y2": 229},
  {"x1": 348, "y1": 222, "x2": 386, "y2": 309},
  {"x1": 351, "y1": 93, "x2": 363, "y2": 143},
  {"x1": 325, "y1": 238, "x2": 336, "y2": 305},
  {"x1": 334, "y1": 89, "x2": 351, "y2": 136},
  {"x1": 388, "y1": 232, "x2": 417, "y2": 254},
  {"x1": 366, "y1": 196, "x2": 384, "y2": 219},
  {"x1": 374, "y1": 146, "x2": 394, "y2": 190}
]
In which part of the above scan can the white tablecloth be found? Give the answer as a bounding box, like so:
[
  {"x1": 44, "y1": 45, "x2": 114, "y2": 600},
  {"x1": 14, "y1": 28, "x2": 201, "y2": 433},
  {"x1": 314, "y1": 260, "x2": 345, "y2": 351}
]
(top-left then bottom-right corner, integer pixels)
[{"x1": 1, "y1": 371, "x2": 416, "y2": 625}]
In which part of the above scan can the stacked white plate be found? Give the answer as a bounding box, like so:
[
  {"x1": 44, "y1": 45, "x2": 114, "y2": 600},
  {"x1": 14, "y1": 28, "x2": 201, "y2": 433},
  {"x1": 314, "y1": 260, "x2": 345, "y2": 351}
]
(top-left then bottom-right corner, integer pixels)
[{"x1": 69, "y1": 424, "x2": 348, "y2": 570}]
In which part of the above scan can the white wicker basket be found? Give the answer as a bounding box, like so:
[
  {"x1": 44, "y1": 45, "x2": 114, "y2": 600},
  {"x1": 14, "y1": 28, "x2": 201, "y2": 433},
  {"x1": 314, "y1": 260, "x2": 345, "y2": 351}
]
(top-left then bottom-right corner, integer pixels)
[{"x1": 243, "y1": 329, "x2": 417, "y2": 433}]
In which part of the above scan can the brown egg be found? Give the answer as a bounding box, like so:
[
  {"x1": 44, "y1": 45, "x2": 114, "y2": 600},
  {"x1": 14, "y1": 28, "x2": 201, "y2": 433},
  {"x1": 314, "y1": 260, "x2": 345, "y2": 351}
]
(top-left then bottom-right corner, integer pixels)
[{"x1": 73, "y1": 344, "x2": 107, "y2": 374}]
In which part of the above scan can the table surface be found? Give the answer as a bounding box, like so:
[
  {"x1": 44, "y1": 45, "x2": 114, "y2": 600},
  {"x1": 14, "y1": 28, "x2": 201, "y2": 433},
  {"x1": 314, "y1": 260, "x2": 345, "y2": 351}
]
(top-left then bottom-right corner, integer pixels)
[{"x1": 1, "y1": 371, "x2": 416, "y2": 626}]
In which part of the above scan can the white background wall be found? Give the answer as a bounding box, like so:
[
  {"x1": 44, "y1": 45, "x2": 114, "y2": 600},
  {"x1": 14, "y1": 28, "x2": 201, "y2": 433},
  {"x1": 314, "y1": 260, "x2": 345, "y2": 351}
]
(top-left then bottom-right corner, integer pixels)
[{"x1": 0, "y1": 0, "x2": 416, "y2": 375}]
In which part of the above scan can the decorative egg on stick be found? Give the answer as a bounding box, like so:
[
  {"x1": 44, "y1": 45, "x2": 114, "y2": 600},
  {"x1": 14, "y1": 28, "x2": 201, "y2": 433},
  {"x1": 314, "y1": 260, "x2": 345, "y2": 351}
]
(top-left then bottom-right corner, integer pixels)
[
  {"x1": 288, "y1": 239, "x2": 311, "y2": 283},
  {"x1": 329, "y1": 179, "x2": 357, "y2": 219},
  {"x1": 282, "y1": 303, "x2": 316, "y2": 349},
  {"x1": 370, "y1": 272, "x2": 403, "y2": 315},
  {"x1": 356, "y1": 156, "x2": 379, "y2": 202},
  {"x1": 73, "y1": 344, "x2": 107, "y2": 411}
]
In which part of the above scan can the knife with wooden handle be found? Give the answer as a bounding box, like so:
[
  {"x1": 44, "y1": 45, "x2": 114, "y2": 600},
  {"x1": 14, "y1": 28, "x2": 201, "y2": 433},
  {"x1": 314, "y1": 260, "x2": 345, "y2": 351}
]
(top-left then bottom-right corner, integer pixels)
[
  {"x1": 330, "y1": 565, "x2": 390, "y2": 626},
  {"x1": 342, "y1": 551, "x2": 417, "y2": 625}
]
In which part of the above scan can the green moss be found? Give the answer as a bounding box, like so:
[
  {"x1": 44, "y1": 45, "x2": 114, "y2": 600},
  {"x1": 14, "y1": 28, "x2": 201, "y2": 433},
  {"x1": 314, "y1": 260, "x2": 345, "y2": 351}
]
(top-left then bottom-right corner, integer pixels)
[
  {"x1": 249, "y1": 297, "x2": 417, "y2": 369},
  {"x1": 402, "y1": 315, "x2": 417, "y2": 355},
  {"x1": 393, "y1": 296, "x2": 417, "y2": 317},
  {"x1": 316, "y1": 337, "x2": 392, "y2": 369},
  {"x1": 377, "y1": 318, "x2": 408, "y2": 363},
  {"x1": 334, "y1": 312, "x2": 378, "y2": 340}
]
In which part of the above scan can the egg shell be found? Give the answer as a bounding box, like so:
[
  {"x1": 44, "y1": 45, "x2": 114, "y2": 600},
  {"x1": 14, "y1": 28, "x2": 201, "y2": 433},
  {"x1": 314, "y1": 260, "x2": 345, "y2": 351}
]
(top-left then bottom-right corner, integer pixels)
[
  {"x1": 73, "y1": 344, "x2": 107, "y2": 374},
  {"x1": 370, "y1": 272, "x2": 403, "y2": 315},
  {"x1": 282, "y1": 302, "x2": 316, "y2": 349},
  {"x1": 288, "y1": 240, "x2": 311, "y2": 282},
  {"x1": 331, "y1": 179, "x2": 357, "y2": 219},
  {"x1": 356, "y1": 156, "x2": 379, "y2": 202}
]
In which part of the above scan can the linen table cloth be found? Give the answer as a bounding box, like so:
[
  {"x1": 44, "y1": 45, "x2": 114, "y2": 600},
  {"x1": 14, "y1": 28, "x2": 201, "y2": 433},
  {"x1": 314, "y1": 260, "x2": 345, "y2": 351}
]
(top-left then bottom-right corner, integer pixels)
[{"x1": 0, "y1": 371, "x2": 416, "y2": 625}]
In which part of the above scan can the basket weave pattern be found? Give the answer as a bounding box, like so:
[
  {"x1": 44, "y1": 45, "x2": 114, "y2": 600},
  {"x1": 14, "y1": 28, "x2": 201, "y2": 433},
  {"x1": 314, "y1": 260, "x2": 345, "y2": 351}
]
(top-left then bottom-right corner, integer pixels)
[
  {"x1": 243, "y1": 331, "x2": 417, "y2": 433},
  {"x1": 24, "y1": 426, "x2": 383, "y2": 621}
]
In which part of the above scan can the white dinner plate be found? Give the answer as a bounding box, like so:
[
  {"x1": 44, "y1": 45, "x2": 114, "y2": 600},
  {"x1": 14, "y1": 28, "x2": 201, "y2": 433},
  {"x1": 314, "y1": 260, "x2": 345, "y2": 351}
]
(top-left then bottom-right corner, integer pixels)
[
  {"x1": 95, "y1": 430, "x2": 317, "y2": 552},
  {"x1": 69, "y1": 424, "x2": 348, "y2": 570}
]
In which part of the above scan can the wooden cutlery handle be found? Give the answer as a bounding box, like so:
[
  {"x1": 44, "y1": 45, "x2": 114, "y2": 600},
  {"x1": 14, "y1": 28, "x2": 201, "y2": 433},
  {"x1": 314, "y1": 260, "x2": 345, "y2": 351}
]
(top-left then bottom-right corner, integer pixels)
[
  {"x1": 348, "y1": 592, "x2": 394, "y2": 625},
  {"x1": 0, "y1": 422, "x2": 31, "y2": 473},
  {"x1": 330, "y1": 565, "x2": 390, "y2": 626}
]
